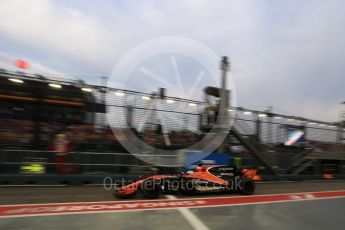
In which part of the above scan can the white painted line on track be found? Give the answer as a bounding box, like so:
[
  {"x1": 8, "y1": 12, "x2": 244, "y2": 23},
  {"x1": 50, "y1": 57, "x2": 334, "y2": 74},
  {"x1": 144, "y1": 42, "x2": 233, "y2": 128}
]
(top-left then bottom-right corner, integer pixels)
[
  {"x1": 0, "y1": 192, "x2": 345, "y2": 219},
  {"x1": 166, "y1": 195, "x2": 209, "y2": 230},
  {"x1": 1, "y1": 196, "x2": 345, "y2": 219},
  {"x1": 2, "y1": 189, "x2": 345, "y2": 207}
]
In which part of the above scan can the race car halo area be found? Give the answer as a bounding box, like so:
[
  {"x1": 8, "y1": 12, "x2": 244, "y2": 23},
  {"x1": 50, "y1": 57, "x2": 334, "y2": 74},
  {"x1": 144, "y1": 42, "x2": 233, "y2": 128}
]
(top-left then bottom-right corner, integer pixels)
[{"x1": 0, "y1": 181, "x2": 344, "y2": 230}]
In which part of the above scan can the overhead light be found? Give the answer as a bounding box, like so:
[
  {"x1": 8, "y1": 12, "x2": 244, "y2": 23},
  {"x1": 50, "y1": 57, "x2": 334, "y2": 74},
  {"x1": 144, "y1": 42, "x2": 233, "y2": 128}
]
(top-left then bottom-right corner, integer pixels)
[
  {"x1": 166, "y1": 99, "x2": 175, "y2": 104},
  {"x1": 81, "y1": 87, "x2": 92, "y2": 92},
  {"x1": 8, "y1": 78, "x2": 23, "y2": 83},
  {"x1": 243, "y1": 111, "x2": 252, "y2": 115},
  {"x1": 115, "y1": 91, "x2": 125, "y2": 97},
  {"x1": 274, "y1": 116, "x2": 282, "y2": 119},
  {"x1": 188, "y1": 103, "x2": 196, "y2": 107},
  {"x1": 319, "y1": 124, "x2": 326, "y2": 127},
  {"x1": 228, "y1": 109, "x2": 234, "y2": 112},
  {"x1": 287, "y1": 118, "x2": 295, "y2": 121},
  {"x1": 328, "y1": 125, "x2": 335, "y2": 128},
  {"x1": 308, "y1": 122, "x2": 317, "y2": 125},
  {"x1": 258, "y1": 113, "x2": 267, "y2": 117},
  {"x1": 142, "y1": 96, "x2": 151, "y2": 101},
  {"x1": 49, "y1": 83, "x2": 62, "y2": 89}
]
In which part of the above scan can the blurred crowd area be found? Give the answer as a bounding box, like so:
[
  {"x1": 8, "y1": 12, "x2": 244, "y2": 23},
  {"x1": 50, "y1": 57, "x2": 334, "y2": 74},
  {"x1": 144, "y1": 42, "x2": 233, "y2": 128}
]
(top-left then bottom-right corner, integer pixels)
[
  {"x1": 1, "y1": 118, "x2": 344, "y2": 175},
  {"x1": 0, "y1": 118, "x2": 201, "y2": 151},
  {"x1": 0, "y1": 118, "x2": 343, "y2": 153},
  {"x1": 142, "y1": 129, "x2": 200, "y2": 150},
  {"x1": 0, "y1": 118, "x2": 33, "y2": 146}
]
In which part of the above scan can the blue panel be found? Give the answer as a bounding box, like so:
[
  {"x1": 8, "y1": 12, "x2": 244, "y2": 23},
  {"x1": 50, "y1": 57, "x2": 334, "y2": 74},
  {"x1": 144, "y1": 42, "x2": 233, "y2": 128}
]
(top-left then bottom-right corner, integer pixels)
[{"x1": 185, "y1": 152, "x2": 230, "y2": 172}]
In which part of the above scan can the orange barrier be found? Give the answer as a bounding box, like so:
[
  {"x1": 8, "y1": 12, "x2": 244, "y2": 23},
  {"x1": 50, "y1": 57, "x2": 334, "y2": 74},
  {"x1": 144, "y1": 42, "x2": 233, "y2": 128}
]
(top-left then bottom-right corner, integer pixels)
[
  {"x1": 323, "y1": 174, "x2": 333, "y2": 179},
  {"x1": 242, "y1": 169, "x2": 261, "y2": 181},
  {"x1": 253, "y1": 175, "x2": 262, "y2": 181}
]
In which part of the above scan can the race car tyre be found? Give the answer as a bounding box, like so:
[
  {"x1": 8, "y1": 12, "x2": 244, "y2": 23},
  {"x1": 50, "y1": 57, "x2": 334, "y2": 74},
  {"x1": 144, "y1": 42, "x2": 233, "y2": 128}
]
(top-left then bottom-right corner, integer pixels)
[
  {"x1": 114, "y1": 190, "x2": 136, "y2": 199},
  {"x1": 141, "y1": 179, "x2": 162, "y2": 199},
  {"x1": 113, "y1": 183, "x2": 136, "y2": 199},
  {"x1": 240, "y1": 178, "x2": 255, "y2": 195}
]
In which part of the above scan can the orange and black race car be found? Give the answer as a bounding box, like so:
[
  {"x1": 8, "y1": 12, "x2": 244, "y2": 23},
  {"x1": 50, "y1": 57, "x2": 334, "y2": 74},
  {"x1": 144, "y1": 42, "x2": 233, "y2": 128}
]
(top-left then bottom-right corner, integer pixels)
[{"x1": 114, "y1": 165, "x2": 257, "y2": 199}]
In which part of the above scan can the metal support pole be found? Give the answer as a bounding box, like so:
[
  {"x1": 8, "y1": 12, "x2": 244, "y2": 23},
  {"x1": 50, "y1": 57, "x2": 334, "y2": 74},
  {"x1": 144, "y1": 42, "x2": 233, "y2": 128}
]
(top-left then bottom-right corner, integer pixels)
[
  {"x1": 217, "y1": 56, "x2": 230, "y2": 153},
  {"x1": 256, "y1": 115, "x2": 261, "y2": 143},
  {"x1": 336, "y1": 126, "x2": 342, "y2": 144},
  {"x1": 99, "y1": 76, "x2": 108, "y2": 152},
  {"x1": 337, "y1": 103, "x2": 345, "y2": 150},
  {"x1": 100, "y1": 76, "x2": 108, "y2": 130},
  {"x1": 267, "y1": 106, "x2": 273, "y2": 145}
]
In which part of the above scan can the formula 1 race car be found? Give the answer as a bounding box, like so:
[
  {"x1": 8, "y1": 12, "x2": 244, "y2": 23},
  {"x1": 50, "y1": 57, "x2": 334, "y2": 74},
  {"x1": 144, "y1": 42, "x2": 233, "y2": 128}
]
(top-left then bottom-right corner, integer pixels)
[{"x1": 113, "y1": 165, "x2": 256, "y2": 199}]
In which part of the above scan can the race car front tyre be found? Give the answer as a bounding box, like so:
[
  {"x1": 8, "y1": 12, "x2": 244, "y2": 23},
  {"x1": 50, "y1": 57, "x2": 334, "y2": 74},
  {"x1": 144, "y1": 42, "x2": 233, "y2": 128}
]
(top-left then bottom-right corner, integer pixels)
[
  {"x1": 240, "y1": 179, "x2": 255, "y2": 195},
  {"x1": 114, "y1": 190, "x2": 136, "y2": 199},
  {"x1": 141, "y1": 179, "x2": 162, "y2": 199},
  {"x1": 113, "y1": 182, "x2": 136, "y2": 199}
]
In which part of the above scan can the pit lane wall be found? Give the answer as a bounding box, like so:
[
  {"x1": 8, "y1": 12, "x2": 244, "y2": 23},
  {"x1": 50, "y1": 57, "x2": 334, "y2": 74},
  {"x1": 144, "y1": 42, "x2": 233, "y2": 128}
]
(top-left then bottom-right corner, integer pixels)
[{"x1": 1, "y1": 149, "x2": 345, "y2": 185}]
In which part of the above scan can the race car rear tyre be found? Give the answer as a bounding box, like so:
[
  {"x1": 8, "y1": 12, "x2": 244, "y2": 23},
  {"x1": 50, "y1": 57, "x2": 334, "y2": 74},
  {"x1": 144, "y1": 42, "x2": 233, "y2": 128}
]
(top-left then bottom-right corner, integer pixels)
[
  {"x1": 141, "y1": 179, "x2": 162, "y2": 199},
  {"x1": 240, "y1": 179, "x2": 255, "y2": 195}
]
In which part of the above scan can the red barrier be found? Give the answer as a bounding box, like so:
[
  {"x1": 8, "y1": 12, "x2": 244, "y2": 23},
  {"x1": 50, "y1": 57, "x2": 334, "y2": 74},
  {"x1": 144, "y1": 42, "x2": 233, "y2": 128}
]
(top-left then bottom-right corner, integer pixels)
[{"x1": 1, "y1": 190, "x2": 344, "y2": 218}]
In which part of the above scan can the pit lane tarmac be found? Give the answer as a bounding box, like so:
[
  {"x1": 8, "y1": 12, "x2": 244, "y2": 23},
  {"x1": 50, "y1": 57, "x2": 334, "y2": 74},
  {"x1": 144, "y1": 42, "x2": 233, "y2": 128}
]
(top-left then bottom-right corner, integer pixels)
[{"x1": 0, "y1": 181, "x2": 345, "y2": 230}]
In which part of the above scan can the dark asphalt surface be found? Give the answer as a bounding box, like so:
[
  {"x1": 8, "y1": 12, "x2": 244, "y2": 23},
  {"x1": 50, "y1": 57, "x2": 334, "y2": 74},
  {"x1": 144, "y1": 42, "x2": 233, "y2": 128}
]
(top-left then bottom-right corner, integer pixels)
[
  {"x1": 0, "y1": 181, "x2": 345, "y2": 205},
  {"x1": 0, "y1": 195, "x2": 344, "y2": 230},
  {"x1": 191, "y1": 198, "x2": 345, "y2": 230},
  {"x1": 0, "y1": 181, "x2": 344, "y2": 230}
]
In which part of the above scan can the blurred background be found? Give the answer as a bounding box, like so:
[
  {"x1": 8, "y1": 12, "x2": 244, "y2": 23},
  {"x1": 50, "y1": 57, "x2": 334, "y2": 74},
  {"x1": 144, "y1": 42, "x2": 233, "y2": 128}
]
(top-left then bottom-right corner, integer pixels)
[
  {"x1": 0, "y1": 2, "x2": 345, "y2": 230},
  {"x1": 0, "y1": 66, "x2": 344, "y2": 182},
  {"x1": 0, "y1": 0, "x2": 344, "y2": 184}
]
